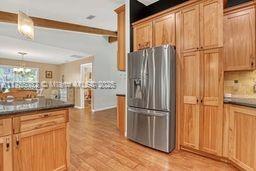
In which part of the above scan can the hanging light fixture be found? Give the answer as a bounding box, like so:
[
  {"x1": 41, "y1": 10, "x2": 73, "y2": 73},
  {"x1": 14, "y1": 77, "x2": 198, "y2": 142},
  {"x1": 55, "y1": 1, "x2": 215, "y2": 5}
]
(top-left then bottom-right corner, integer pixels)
[
  {"x1": 18, "y1": 11, "x2": 34, "y2": 40},
  {"x1": 13, "y1": 52, "x2": 31, "y2": 77}
]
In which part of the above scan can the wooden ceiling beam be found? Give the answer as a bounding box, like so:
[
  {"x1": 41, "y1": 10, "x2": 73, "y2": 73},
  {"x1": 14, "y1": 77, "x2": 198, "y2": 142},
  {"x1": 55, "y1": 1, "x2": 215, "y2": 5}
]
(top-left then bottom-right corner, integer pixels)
[{"x1": 0, "y1": 11, "x2": 117, "y2": 37}]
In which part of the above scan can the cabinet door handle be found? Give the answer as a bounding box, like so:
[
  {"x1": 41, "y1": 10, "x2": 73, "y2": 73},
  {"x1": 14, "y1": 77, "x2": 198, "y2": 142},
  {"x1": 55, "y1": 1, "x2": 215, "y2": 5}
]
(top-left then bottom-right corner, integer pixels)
[
  {"x1": 5, "y1": 138, "x2": 10, "y2": 151},
  {"x1": 196, "y1": 98, "x2": 199, "y2": 104},
  {"x1": 251, "y1": 61, "x2": 254, "y2": 67},
  {"x1": 16, "y1": 135, "x2": 20, "y2": 147}
]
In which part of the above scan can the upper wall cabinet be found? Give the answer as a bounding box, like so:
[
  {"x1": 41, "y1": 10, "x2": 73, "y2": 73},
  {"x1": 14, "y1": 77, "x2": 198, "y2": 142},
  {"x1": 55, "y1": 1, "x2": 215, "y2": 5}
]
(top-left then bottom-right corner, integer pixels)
[
  {"x1": 153, "y1": 13, "x2": 175, "y2": 47},
  {"x1": 181, "y1": 5, "x2": 200, "y2": 52},
  {"x1": 133, "y1": 21, "x2": 153, "y2": 51},
  {"x1": 200, "y1": 0, "x2": 223, "y2": 49},
  {"x1": 181, "y1": 0, "x2": 223, "y2": 53},
  {"x1": 224, "y1": 5, "x2": 255, "y2": 71},
  {"x1": 115, "y1": 5, "x2": 126, "y2": 71}
]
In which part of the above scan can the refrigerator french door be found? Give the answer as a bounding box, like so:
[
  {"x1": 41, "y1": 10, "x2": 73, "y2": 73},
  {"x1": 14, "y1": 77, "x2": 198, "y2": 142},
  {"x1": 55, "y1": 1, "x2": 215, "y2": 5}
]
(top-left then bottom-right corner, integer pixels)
[{"x1": 127, "y1": 45, "x2": 176, "y2": 153}]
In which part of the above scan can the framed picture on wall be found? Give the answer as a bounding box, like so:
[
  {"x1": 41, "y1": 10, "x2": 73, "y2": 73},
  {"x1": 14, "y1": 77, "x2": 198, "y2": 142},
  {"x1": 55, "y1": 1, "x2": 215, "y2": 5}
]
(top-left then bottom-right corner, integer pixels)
[{"x1": 45, "y1": 71, "x2": 52, "y2": 78}]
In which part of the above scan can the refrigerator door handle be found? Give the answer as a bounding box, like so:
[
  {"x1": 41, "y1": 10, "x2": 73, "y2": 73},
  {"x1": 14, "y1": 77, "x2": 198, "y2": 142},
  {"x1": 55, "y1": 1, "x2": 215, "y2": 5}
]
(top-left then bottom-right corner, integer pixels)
[{"x1": 128, "y1": 107, "x2": 168, "y2": 117}]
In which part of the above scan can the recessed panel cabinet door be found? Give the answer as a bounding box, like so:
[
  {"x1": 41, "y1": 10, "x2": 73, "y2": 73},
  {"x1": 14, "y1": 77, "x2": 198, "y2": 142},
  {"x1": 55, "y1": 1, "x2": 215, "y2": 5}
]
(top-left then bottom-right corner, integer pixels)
[
  {"x1": 0, "y1": 136, "x2": 12, "y2": 171},
  {"x1": 229, "y1": 106, "x2": 256, "y2": 171},
  {"x1": 200, "y1": 49, "x2": 223, "y2": 156},
  {"x1": 200, "y1": 0, "x2": 223, "y2": 49},
  {"x1": 224, "y1": 7, "x2": 255, "y2": 71},
  {"x1": 116, "y1": 5, "x2": 126, "y2": 71},
  {"x1": 181, "y1": 5, "x2": 200, "y2": 52},
  {"x1": 133, "y1": 22, "x2": 153, "y2": 51},
  {"x1": 181, "y1": 51, "x2": 200, "y2": 149},
  {"x1": 153, "y1": 13, "x2": 175, "y2": 46},
  {"x1": 13, "y1": 126, "x2": 67, "y2": 171}
]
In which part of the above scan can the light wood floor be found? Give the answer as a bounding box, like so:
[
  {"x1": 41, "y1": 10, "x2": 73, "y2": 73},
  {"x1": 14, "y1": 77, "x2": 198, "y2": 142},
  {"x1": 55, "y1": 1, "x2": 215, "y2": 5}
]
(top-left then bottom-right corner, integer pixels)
[{"x1": 69, "y1": 108, "x2": 237, "y2": 171}]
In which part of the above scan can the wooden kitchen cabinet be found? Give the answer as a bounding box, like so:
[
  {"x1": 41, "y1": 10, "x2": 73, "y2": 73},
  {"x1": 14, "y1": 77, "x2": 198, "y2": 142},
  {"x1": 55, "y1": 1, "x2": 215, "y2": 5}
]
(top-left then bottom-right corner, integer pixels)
[
  {"x1": 115, "y1": 5, "x2": 126, "y2": 71},
  {"x1": 224, "y1": 5, "x2": 255, "y2": 71},
  {"x1": 181, "y1": 49, "x2": 223, "y2": 155},
  {"x1": 200, "y1": 0, "x2": 223, "y2": 50},
  {"x1": 228, "y1": 105, "x2": 256, "y2": 171},
  {"x1": 117, "y1": 95, "x2": 125, "y2": 136},
  {"x1": 200, "y1": 49, "x2": 223, "y2": 156},
  {"x1": 181, "y1": 0, "x2": 223, "y2": 52},
  {"x1": 0, "y1": 135, "x2": 12, "y2": 171},
  {"x1": 133, "y1": 21, "x2": 153, "y2": 51},
  {"x1": 13, "y1": 125, "x2": 67, "y2": 171},
  {"x1": 181, "y1": 51, "x2": 200, "y2": 149},
  {"x1": 181, "y1": 4, "x2": 200, "y2": 53},
  {"x1": 153, "y1": 13, "x2": 175, "y2": 47}
]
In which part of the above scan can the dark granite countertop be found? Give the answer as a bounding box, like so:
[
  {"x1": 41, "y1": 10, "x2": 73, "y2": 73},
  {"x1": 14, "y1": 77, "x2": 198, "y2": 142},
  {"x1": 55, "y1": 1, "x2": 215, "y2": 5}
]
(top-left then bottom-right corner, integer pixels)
[
  {"x1": 0, "y1": 97, "x2": 74, "y2": 116},
  {"x1": 116, "y1": 93, "x2": 126, "y2": 96},
  {"x1": 224, "y1": 97, "x2": 256, "y2": 108}
]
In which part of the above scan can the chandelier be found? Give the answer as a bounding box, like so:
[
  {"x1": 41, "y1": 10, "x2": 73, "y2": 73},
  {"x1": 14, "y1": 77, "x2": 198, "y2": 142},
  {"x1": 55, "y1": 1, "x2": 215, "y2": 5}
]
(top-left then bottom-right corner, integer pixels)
[
  {"x1": 13, "y1": 52, "x2": 32, "y2": 77},
  {"x1": 18, "y1": 11, "x2": 34, "y2": 40}
]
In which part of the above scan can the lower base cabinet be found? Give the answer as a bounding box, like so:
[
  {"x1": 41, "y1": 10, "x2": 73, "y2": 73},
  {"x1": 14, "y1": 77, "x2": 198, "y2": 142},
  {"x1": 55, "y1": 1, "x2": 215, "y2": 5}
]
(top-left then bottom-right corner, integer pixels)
[
  {"x1": 117, "y1": 95, "x2": 125, "y2": 135},
  {"x1": 0, "y1": 109, "x2": 69, "y2": 171},
  {"x1": 0, "y1": 135, "x2": 12, "y2": 171},
  {"x1": 13, "y1": 125, "x2": 67, "y2": 171},
  {"x1": 228, "y1": 105, "x2": 256, "y2": 171}
]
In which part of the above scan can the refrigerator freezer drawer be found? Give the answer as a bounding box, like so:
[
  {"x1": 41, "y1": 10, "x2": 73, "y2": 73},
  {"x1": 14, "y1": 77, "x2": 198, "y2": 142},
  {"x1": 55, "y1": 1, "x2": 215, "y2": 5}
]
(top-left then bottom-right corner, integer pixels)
[{"x1": 127, "y1": 107, "x2": 175, "y2": 153}]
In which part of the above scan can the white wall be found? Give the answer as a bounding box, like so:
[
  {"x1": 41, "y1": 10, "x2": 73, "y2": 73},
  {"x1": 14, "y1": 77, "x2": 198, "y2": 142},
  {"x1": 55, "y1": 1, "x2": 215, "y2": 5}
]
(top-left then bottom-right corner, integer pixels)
[{"x1": 0, "y1": 23, "x2": 123, "y2": 111}]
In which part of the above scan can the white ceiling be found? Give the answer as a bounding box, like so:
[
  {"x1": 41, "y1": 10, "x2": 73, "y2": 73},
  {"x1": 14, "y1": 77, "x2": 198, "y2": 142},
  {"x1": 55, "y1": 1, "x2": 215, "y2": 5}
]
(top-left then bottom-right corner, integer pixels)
[
  {"x1": 0, "y1": 22, "x2": 116, "y2": 65},
  {"x1": 0, "y1": 35, "x2": 89, "y2": 65},
  {"x1": 0, "y1": 0, "x2": 123, "y2": 64},
  {"x1": 0, "y1": 0, "x2": 124, "y2": 31}
]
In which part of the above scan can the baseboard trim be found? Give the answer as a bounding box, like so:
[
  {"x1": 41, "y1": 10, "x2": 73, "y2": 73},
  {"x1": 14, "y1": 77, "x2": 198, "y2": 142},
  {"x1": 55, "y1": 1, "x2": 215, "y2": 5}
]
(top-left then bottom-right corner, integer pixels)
[
  {"x1": 74, "y1": 106, "x2": 84, "y2": 109},
  {"x1": 92, "y1": 105, "x2": 116, "y2": 112}
]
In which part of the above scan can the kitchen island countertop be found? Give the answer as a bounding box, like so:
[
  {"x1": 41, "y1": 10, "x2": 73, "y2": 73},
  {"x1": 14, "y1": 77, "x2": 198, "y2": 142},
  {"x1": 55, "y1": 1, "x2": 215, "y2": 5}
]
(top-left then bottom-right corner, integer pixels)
[{"x1": 0, "y1": 97, "x2": 74, "y2": 116}]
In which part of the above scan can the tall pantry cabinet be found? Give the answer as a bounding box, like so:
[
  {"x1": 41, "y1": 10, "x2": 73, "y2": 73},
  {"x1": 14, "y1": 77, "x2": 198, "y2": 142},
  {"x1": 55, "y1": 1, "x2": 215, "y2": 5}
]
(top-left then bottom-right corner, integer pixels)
[{"x1": 180, "y1": 0, "x2": 224, "y2": 156}]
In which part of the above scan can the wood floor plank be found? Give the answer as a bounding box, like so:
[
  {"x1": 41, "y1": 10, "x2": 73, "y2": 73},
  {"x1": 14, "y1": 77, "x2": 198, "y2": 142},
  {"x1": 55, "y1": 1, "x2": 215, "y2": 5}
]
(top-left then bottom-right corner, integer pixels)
[{"x1": 69, "y1": 108, "x2": 237, "y2": 171}]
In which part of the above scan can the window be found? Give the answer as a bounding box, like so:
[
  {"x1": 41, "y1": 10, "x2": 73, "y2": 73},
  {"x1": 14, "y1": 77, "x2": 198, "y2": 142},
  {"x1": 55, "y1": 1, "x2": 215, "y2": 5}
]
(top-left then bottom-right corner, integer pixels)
[{"x1": 0, "y1": 65, "x2": 39, "y2": 89}]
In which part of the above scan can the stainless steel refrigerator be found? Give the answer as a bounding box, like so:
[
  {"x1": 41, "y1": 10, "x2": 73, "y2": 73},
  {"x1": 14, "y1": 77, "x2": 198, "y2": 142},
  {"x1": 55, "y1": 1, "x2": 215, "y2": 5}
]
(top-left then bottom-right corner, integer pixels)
[{"x1": 127, "y1": 45, "x2": 176, "y2": 153}]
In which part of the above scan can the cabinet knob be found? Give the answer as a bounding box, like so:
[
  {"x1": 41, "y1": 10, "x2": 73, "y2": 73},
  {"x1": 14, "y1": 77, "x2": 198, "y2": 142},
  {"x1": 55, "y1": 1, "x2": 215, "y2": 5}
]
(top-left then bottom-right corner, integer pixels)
[
  {"x1": 16, "y1": 135, "x2": 20, "y2": 147},
  {"x1": 251, "y1": 61, "x2": 254, "y2": 67},
  {"x1": 5, "y1": 138, "x2": 10, "y2": 151}
]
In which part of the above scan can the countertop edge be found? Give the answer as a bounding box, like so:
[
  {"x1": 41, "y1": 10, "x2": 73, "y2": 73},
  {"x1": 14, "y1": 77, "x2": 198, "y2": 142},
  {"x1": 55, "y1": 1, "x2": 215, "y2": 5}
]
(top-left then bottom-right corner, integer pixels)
[
  {"x1": 224, "y1": 101, "x2": 256, "y2": 109},
  {"x1": 116, "y1": 94, "x2": 126, "y2": 96},
  {"x1": 0, "y1": 104, "x2": 74, "y2": 118}
]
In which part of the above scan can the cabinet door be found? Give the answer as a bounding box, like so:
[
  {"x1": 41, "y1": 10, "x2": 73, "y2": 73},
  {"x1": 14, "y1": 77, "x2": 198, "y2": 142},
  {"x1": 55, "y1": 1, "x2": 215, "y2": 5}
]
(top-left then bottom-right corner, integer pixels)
[
  {"x1": 133, "y1": 22, "x2": 153, "y2": 51},
  {"x1": 0, "y1": 136, "x2": 12, "y2": 171},
  {"x1": 181, "y1": 51, "x2": 200, "y2": 149},
  {"x1": 224, "y1": 7, "x2": 255, "y2": 71},
  {"x1": 116, "y1": 5, "x2": 126, "y2": 71},
  {"x1": 13, "y1": 126, "x2": 67, "y2": 171},
  {"x1": 117, "y1": 95, "x2": 125, "y2": 135},
  {"x1": 181, "y1": 4, "x2": 200, "y2": 53},
  {"x1": 200, "y1": 0, "x2": 223, "y2": 50},
  {"x1": 153, "y1": 13, "x2": 175, "y2": 46},
  {"x1": 229, "y1": 106, "x2": 256, "y2": 171},
  {"x1": 200, "y1": 49, "x2": 223, "y2": 156}
]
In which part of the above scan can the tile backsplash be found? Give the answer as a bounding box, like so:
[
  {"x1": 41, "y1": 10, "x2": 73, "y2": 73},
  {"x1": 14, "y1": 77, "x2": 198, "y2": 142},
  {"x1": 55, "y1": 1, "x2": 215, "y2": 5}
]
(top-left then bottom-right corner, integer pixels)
[{"x1": 224, "y1": 70, "x2": 256, "y2": 97}]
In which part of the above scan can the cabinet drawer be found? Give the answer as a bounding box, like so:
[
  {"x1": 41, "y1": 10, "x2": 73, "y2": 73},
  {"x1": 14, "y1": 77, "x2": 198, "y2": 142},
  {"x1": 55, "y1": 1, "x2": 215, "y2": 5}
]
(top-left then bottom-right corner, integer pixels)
[
  {"x1": 0, "y1": 119, "x2": 12, "y2": 136},
  {"x1": 13, "y1": 110, "x2": 68, "y2": 133}
]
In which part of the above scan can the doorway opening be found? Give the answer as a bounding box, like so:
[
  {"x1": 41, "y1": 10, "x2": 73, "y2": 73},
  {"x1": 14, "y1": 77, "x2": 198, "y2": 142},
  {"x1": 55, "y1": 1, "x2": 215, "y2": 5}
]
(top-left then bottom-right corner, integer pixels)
[{"x1": 80, "y1": 63, "x2": 93, "y2": 110}]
